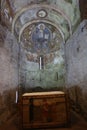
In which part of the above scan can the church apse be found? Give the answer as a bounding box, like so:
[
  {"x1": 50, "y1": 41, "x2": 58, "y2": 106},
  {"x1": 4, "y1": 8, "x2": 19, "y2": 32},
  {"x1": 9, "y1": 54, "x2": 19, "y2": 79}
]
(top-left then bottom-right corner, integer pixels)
[
  {"x1": 0, "y1": 0, "x2": 83, "y2": 125},
  {"x1": 19, "y1": 22, "x2": 65, "y2": 91},
  {"x1": 10, "y1": 0, "x2": 80, "y2": 92}
]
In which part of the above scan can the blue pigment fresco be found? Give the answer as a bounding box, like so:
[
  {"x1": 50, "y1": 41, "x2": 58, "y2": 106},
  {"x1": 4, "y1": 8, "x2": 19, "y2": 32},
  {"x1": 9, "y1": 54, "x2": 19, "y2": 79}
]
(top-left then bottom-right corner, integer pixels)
[{"x1": 32, "y1": 23, "x2": 51, "y2": 53}]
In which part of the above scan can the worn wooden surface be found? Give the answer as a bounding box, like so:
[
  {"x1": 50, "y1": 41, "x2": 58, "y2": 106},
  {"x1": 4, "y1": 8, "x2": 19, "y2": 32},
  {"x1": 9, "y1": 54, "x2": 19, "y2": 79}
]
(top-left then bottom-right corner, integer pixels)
[{"x1": 19, "y1": 91, "x2": 70, "y2": 129}]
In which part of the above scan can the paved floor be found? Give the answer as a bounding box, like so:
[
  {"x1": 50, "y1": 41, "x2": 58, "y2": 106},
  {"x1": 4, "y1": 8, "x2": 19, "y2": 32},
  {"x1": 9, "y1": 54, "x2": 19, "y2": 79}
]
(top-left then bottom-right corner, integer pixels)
[{"x1": 0, "y1": 111, "x2": 87, "y2": 130}]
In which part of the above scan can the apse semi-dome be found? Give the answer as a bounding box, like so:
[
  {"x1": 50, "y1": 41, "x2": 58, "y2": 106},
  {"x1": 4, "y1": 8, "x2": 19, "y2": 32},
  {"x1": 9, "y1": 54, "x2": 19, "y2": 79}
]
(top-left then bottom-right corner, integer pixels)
[{"x1": 1, "y1": 0, "x2": 80, "y2": 43}]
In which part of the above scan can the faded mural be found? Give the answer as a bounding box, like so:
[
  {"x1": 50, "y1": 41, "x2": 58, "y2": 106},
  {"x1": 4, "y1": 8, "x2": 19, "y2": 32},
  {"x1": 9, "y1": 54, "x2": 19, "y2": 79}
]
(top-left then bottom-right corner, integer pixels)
[
  {"x1": 1, "y1": 0, "x2": 80, "y2": 91},
  {"x1": 12, "y1": 0, "x2": 80, "y2": 91},
  {"x1": 20, "y1": 22, "x2": 65, "y2": 90}
]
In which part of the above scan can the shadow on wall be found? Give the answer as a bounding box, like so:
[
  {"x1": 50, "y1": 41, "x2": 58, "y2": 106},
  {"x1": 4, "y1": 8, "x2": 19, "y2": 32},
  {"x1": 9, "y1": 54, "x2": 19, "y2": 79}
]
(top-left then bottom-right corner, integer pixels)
[
  {"x1": 68, "y1": 86, "x2": 87, "y2": 120},
  {"x1": 19, "y1": 83, "x2": 65, "y2": 94},
  {"x1": 0, "y1": 88, "x2": 18, "y2": 125}
]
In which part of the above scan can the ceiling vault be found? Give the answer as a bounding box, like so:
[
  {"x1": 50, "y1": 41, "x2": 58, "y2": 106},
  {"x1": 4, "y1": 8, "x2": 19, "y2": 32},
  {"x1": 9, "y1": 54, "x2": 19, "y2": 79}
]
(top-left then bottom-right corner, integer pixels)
[{"x1": 12, "y1": 4, "x2": 72, "y2": 38}]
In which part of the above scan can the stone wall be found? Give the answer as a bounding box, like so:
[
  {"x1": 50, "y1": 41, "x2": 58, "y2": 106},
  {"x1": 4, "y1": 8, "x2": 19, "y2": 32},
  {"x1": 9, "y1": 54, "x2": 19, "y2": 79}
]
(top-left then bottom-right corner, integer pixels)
[
  {"x1": 66, "y1": 20, "x2": 87, "y2": 119},
  {"x1": 0, "y1": 25, "x2": 19, "y2": 125}
]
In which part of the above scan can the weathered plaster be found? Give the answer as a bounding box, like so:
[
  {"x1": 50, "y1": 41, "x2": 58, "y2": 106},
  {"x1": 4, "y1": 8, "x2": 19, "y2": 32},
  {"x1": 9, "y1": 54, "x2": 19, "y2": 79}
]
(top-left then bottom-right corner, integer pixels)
[
  {"x1": 66, "y1": 20, "x2": 87, "y2": 116},
  {"x1": 0, "y1": 24, "x2": 19, "y2": 124}
]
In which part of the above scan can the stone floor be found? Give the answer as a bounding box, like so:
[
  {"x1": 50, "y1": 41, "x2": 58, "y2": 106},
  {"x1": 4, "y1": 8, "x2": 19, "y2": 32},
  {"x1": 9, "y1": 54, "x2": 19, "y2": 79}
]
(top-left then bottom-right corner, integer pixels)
[{"x1": 0, "y1": 111, "x2": 87, "y2": 130}]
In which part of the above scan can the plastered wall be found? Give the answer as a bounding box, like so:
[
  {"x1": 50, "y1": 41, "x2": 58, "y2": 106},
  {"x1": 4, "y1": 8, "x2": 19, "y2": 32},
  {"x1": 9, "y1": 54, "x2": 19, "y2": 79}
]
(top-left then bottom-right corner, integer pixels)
[{"x1": 66, "y1": 20, "x2": 87, "y2": 119}]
